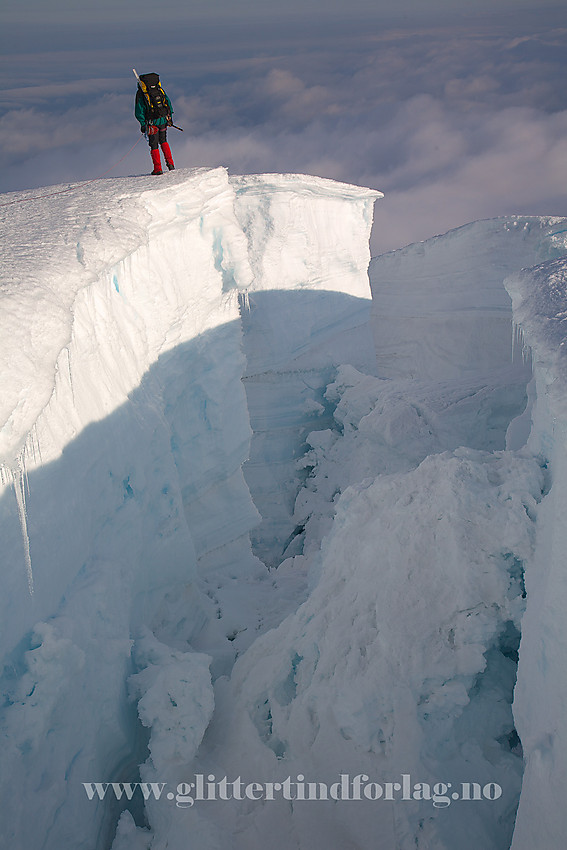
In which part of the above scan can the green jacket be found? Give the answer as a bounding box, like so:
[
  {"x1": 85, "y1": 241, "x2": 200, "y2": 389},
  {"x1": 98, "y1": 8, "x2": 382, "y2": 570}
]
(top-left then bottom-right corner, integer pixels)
[{"x1": 135, "y1": 87, "x2": 173, "y2": 129}]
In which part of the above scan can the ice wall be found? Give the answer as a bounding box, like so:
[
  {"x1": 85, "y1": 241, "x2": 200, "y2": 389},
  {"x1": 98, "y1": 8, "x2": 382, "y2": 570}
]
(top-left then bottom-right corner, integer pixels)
[
  {"x1": 0, "y1": 169, "x2": 380, "y2": 850},
  {"x1": 505, "y1": 253, "x2": 567, "y2": 850}
]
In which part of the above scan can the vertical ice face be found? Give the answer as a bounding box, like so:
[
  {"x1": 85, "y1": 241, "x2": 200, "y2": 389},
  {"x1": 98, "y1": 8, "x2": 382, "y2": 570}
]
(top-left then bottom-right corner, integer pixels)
[
  {"x1": 231, "y1": 173, "x2": 380, "y2": 299},
  {"x1": 504, "y1": 254, "x2": 567, "y2": 850},
  {"x1": 231, "y1": 174, "x2": 382, "y2": 567},
  {"x1": 369, "y1": 216, "x2": 566, "y2": 382},
  {"x1": 0, "y1": 167, "x2": 258, "y2": 850}
]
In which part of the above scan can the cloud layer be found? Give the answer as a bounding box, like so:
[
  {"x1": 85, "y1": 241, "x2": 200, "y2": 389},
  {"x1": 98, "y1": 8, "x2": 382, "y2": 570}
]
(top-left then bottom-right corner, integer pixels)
[{"x1": 1, "y1": 12, "x2": 567, "y2": 254}]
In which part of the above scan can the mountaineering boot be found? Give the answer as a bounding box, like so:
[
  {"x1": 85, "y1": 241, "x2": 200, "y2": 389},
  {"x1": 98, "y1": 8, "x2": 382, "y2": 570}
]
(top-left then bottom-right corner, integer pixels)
[
  {"x1": 150, "y1": 149, "x2": 163, "y2": 175},
  {"x1": 161, "y1": 141, "x2": 175, "y2": 170}
]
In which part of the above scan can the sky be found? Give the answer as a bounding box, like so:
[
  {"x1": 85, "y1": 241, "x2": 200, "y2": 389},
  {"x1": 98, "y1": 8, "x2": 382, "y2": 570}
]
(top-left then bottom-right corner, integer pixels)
[{"x1": 1, "y1": 0, "x2": 567, "y2": 255}]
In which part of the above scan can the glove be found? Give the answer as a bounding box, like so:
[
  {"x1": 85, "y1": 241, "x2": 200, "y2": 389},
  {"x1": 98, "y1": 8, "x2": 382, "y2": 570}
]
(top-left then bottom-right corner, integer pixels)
[{"x1": 141, "y1": 125, "x2": 146, "y2": 133}]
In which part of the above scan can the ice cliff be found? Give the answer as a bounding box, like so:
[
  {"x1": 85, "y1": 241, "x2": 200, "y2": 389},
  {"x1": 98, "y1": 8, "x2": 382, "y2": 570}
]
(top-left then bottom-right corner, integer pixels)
[{"x1": 0, "y1": 169, "x2": 566, "y2": 850}]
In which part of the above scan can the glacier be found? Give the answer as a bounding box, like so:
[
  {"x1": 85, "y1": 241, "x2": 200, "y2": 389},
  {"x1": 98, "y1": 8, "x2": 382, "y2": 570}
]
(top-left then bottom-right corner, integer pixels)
[{"x1": 0, "y1": 168, "x2": 566, "y2": 850}]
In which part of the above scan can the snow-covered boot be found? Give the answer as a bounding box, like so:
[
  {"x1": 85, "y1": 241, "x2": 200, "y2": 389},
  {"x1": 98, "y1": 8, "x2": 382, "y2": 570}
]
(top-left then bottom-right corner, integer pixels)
[
  {"x1": 161, "y1": 141, "x2": 175, "y2": 170},
  {"x1": 150, "y1": 149, "x2": 163, "y2": 175}
]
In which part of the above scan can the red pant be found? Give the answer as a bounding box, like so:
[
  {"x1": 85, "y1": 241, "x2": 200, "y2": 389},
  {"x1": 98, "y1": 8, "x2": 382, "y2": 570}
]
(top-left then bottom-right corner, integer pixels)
[{"x1": 147, "y1": 125, "x2": 174, "y2": 170}]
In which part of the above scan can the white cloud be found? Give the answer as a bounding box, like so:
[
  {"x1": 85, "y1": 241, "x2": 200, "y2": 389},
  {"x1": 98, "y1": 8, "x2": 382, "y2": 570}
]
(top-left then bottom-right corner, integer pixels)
[{"x1": 2, "y1": 16, "x2": 567, "y2": 255}]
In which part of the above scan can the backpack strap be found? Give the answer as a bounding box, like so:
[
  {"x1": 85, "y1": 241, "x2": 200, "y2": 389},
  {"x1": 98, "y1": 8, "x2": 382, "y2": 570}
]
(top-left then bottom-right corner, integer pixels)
[{"x1": 137, "y1": 79, "x2": 152, "y2": 110}]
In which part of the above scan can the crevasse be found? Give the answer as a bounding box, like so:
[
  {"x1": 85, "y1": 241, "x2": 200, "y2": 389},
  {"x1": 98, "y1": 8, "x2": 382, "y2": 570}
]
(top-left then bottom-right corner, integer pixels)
[{"x1": 1, "y1": 171, "x2": 567, "y2": 850}]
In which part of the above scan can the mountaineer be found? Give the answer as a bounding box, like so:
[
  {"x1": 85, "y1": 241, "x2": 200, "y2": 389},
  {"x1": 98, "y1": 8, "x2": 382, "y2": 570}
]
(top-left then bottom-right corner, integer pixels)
[{"x1": 134, "y1": 71, "x2": 175, "y2": 175}]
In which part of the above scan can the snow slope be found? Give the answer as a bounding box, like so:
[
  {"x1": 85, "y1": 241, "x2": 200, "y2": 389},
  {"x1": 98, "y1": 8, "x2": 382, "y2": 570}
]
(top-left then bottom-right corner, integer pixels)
[{"x1": 1, "y1": 169, "x2": 567, "y2": 850}]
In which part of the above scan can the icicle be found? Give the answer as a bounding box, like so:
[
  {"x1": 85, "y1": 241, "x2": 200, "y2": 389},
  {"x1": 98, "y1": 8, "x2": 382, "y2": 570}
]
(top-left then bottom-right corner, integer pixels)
[
  {"x1": 12, "y1": 455, "x2": 34, "y2": 596},
  {"x1": 35, "y1": 424, "x2": 43, "y2": 465},
  {"x1": 512, "y1": 322, "x2": 531, "y2": 366},
  {"x1": 520, "y1": 326, "x2": 531, "y2": 365},
  {"x1": 512, "y1": 322, "x2": 520, "y2": 362},
  {"x1": 66, "y1": 346, "x2": 74, "y2": 401},
  {"x1": 239, "y1": 289, "x2": 251, "y2": 314},
  {"x1": 24, "y1": 424, "x2": 42, "y2": 468}
]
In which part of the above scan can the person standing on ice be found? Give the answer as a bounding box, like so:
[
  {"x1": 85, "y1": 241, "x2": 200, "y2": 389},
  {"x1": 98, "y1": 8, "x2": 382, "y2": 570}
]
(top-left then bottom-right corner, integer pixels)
[{"x1": 134, "y1": 71, "x2": 175, "y2": 175}]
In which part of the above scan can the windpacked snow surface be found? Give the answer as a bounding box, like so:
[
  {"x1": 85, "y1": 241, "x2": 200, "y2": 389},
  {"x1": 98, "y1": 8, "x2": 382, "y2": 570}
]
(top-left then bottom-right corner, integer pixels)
[{"x1": 0, "y1": 168, "x2": 566, "y2": 850}]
